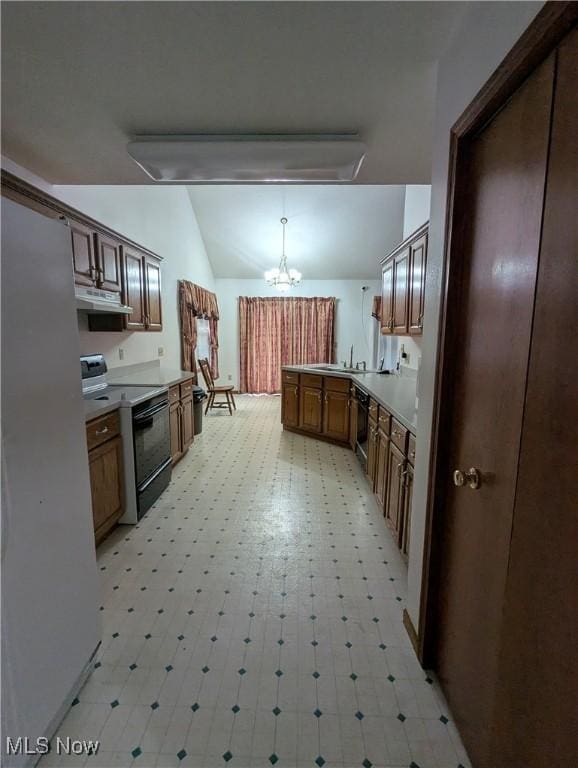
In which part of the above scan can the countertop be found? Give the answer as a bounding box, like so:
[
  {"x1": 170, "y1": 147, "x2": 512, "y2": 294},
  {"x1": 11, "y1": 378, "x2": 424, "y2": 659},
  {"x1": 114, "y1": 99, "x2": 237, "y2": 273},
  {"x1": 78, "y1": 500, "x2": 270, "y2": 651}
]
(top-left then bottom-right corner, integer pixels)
[
  {"x1": 83, "y1": 383, "x2": 169, "y2": 422},
  {"x1": 282, "y1": 364, "x2": 418, "y2": 433},
  {"x1": 84, "y1": 398, "x2": 120, "y2": 422},
  {"x1": 107, "y1": 367, "x2": 195, "y2": 388}
]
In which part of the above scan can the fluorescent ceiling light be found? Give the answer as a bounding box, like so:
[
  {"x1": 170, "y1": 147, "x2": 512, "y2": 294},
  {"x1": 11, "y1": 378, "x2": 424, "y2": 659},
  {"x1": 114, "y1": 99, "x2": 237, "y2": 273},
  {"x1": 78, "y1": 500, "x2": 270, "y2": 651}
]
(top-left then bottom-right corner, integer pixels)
[{"x1": 127, "y1": 134, "x2": 366, "y2": 182}]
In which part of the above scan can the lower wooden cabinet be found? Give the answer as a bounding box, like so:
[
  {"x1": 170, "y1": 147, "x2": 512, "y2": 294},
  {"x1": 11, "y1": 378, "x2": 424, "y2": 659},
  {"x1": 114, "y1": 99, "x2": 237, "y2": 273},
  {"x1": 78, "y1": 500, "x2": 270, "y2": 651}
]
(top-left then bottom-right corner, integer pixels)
[
  {"x1": 366, "y1": 417, "x2": 378, "y2": 490},
  {"x1": 323, "y1": 389, "x2": 350, "y2": 442},
  {"x1": 281, "y1": 382, "x2": 299, "y2": 428},
  {"x1": 385, "y1": 441, "x2": 405, "y2": 542},
  {"x1": 299, "y1": 385, "x2": 323, "y2": 433},
  {"x1": 86, "y1": 411, "x2": 123, "y2": 546},
  {"x1": 169, "y1": 380, "x2": 194, "y2": 464}
]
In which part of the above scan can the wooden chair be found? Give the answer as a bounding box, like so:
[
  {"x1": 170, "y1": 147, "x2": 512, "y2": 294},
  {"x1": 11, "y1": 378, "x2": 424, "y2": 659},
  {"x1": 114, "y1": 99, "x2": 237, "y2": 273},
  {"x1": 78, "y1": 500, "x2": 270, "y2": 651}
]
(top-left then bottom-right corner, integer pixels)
[{"x1": 198, "y1": 358, "x2": 236, "y2": 415}]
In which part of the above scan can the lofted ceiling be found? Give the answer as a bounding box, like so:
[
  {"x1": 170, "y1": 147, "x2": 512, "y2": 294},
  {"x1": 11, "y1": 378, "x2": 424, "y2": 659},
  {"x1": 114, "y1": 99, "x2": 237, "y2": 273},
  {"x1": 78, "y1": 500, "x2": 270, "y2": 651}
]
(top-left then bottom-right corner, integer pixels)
[
  {"x1": 1, "y1": 1, "x2": 462, "y2": 185},
  {"x1": 188, "y1": 185, "x2": 407, "y2": 279}
]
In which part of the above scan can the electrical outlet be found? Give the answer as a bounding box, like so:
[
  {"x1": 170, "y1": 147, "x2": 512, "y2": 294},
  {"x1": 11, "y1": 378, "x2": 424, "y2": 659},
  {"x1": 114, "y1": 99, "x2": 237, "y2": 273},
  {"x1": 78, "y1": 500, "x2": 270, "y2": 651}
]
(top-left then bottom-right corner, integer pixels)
[
  {"x1": 228, "y1": 374, "x2": 232, "y2": 381},
  {"x1": 118, "y1": 348, "x2": 124, "y2": 360},
  {"x1": 158, "y1": 347, "x2": 164, "y2": 357}
]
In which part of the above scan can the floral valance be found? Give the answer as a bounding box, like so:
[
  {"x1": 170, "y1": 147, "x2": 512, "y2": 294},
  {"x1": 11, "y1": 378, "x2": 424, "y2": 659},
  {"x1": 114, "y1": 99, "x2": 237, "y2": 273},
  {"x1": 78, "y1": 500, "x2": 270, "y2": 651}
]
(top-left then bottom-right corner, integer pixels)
[{"x1": 179, "y1": 280, "x2": 219, "y2": 320}]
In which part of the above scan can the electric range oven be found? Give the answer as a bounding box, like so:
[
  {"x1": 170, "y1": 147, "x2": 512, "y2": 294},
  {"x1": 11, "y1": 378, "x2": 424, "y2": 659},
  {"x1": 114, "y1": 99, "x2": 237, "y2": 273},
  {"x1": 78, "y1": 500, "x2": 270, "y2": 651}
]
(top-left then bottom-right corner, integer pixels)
[{"x1": 355, "y1": 387, "x2": 369, "y2": 470}]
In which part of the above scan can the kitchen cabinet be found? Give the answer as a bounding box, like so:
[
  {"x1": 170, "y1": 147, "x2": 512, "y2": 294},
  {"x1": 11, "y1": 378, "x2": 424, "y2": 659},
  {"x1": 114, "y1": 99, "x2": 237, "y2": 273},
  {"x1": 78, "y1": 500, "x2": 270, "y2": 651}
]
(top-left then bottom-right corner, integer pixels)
[
  {"x1": 94, "y1": 232, "x2": 123, "y2": 294},
  {"x1": 70, "y1": 220, "x2": 97, "y2": 287},
  {"x1": 282, "y1": 383, "x2": 299, "y2": 428},
  {"x1": 366, "y1": 415, "x2": 378, "y2": 490},
  {"x1": 380, "y1": 223, "x2": 428, "y2": 336},
  {"x1": 123, "y1": 246, "x2": 147, "y2": 330},
  {"x1": 299, "y1": 386, "x2": 323, "y2": 433},
  {"x1": 374, "y1": 426, "x2": 389, "y2": 508},
  {"x1": 323, "y1": 390, "x2": 350, "y2": 442},
  {"x1": 408, "y1": 232, "x2": 427, "y2": 334},
  {"x1": 169, "y1": 379, "x2": 194, "y2": 464},
  {"x1": 144, "y1": 254, "x2": 162, "y2": 331},
  {"x1": 86, "y1": 411, "x2": 123, "y2": 546},
  {"x1": 349, "y1": 387, "x2": 358, "y2": 451},
  {"x1": 400, "y1": 462, "x2": 413, "y2": 560},
  {"x1": 385, "y1": 441, "x2": 405, "y2": 543}
]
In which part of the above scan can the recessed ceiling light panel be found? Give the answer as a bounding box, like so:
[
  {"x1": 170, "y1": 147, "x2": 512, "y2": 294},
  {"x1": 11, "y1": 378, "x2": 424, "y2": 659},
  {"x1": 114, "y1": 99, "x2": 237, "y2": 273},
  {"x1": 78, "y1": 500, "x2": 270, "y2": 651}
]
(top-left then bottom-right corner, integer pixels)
[{"x1": 127, "y1": 134, "x2": 366, "y2": 182}]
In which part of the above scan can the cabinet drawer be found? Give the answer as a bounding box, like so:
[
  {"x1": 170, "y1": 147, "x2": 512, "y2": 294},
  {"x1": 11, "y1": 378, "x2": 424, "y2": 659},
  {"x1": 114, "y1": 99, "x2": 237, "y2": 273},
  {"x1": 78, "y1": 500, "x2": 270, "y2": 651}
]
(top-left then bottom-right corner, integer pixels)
[
  {"x1": 324, "y1": 376, "x2": 350, "y2": 393},
  {"x1": 390, "y1": 418, "x2": 408, "y2": 452},
  {"x1": 86, "y1": 410, "x2": 120, "y2": 451},
  {"x1": 407, "y1": 433, "x2": 417, "y2": 466},
  {"x1": 169, "y1": 384, "x2": 180, "y2": 405},
  {"x1": 378, "y1": 408, "x2": 391, "y2": 435},
  {"x1": 369, "y1": 399, "x2": 379, "y2": 421},
  {"x1": 300, "y1": 373, "x2": 322, "y2": 389},
  {"x1": 180, "y1": 378, "x2": 194, "y2": 400},
  {"x1": 282, "y1": 370, "x2": 299, "y2": 384}
]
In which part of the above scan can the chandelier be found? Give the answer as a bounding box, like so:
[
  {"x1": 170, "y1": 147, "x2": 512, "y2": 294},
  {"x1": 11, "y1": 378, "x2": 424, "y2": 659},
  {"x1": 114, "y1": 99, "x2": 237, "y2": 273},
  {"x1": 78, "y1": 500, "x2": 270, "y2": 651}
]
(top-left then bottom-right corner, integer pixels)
[{"x1": 264, "y1": 217, "x2": 302, "y2": 291}]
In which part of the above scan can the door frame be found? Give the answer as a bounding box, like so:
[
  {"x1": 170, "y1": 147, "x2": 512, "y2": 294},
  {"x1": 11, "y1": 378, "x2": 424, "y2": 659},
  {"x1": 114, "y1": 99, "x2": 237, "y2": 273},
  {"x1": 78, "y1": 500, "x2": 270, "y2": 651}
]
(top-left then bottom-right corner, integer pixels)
[{"x1": 413, "y1": 1, "x2": 578, "y2": 666}]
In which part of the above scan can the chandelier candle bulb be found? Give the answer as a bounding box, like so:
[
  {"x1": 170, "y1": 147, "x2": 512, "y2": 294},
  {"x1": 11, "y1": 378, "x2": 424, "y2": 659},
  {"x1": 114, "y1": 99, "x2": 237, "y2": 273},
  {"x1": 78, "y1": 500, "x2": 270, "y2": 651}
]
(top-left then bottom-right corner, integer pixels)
[{"x1": 265, "y1": 217, "x2": 302, "y2": 291}]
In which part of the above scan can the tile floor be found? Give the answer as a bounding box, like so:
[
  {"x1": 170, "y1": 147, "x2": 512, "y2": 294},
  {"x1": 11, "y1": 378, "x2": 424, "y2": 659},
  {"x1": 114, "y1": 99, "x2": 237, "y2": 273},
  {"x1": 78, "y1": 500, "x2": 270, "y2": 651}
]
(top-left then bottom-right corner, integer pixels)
[{"x1": 43, "y1": 395, "x2": 471, "y2": 768}]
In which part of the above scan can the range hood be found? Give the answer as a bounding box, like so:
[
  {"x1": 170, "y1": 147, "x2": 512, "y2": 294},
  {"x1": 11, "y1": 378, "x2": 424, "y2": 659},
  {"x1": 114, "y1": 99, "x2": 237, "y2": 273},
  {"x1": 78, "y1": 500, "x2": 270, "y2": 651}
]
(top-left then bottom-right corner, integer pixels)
[{"x1": 75, "y1": 286, "x2": 132, "y2": 315}]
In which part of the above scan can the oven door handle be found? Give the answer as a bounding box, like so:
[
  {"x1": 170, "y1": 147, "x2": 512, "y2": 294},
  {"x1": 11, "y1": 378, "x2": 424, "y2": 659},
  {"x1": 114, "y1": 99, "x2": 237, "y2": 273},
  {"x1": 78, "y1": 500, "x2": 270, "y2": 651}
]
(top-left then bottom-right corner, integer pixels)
[
  {"x1": 137, "y1": 456, "x2": 172, "y2": 492},
  {"x1": 133, "y1": 401, "x2": 169, "y2": 424}
]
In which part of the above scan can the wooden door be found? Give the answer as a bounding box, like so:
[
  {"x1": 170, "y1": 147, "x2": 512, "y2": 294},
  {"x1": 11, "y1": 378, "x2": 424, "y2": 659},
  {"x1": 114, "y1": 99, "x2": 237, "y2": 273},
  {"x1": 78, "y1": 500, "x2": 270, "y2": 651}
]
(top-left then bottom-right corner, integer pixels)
[
  {"x1": 122, "y1": 247, "x2": 146, "y2": 330},
  {"x1": 169, "y1": 401, "x2": 182, "y2": 463},
  {"x1": 392, "y1": 246, "x2": 410, "y2": 333},
  {"x1": 408, "y1": 233, "x2": 427, "y2": 334},
  {"x1": 366, "y1": 418, "x2": 378, "y2": 490},
  {"x1": 299, "y1": 386, "x2": 322, "y2": 433},
  {"x1": 144, "y1": 255, "x2": 162, "y2": 331},
  {"x1": 70, "y1": 220, "x2": 96, "y2": 287},
  {"x1": 322, "y1": 390, "x2": 349, "y2": 442},
  {"x1": 374, "y1": 429, "x2": 388, "y2": 511},
  {"x1": 94, "y1": 233, "x2": 122, "y2": 293},
  {"x1": 490, "y1": 29, "x2": 578, "y2": 767},
  {"x1": 88, "y1": 436, "x2": 123, "y2": 545},
  {"x1": 380, "y1": 258, "x2": 394, "y2": 334},
  {"x1": 433, "y1": 55, "x2": 555, "y2": 767},
  {"x1": 181, "y1": 397, "x2": 194, "y2": 453},
  {"x1": 385, "y1": 441, "x2": 404, "y2": 541},
  {"x1": 282, "y1": 383, "x2": 299, "y2": 428},
  {"x1": 400, "y1": 462, "x2": 413, "y2": 560}
]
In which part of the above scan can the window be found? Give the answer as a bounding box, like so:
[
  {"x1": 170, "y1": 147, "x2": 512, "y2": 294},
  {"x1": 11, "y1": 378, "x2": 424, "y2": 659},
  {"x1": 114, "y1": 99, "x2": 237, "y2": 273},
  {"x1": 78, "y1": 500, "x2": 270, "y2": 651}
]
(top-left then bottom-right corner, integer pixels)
[{"x1": 196, "y1": 317, "x2": 210, "y2": 363}]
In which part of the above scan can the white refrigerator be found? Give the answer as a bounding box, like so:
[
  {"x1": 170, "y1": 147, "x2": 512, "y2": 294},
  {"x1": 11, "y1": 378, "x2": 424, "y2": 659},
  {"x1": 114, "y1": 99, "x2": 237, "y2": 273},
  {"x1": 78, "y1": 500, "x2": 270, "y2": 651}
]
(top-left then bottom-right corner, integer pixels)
[{"x1": 1, "y1": 198, "x2": 100, "y2": 766}]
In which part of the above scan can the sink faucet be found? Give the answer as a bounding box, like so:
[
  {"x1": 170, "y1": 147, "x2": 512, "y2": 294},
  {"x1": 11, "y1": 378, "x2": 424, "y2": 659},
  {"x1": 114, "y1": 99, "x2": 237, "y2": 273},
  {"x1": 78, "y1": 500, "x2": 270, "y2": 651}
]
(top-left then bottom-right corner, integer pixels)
[{"x1": 349, "y1": 345, "x2": 354, "y2": 369}]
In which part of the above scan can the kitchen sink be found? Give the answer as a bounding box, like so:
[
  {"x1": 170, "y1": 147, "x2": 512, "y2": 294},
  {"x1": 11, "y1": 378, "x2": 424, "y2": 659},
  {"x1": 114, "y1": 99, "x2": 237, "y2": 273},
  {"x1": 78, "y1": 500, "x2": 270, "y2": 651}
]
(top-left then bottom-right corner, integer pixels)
[{"x1": 311, "y1": 366, "x2": 371, "y2": 374}]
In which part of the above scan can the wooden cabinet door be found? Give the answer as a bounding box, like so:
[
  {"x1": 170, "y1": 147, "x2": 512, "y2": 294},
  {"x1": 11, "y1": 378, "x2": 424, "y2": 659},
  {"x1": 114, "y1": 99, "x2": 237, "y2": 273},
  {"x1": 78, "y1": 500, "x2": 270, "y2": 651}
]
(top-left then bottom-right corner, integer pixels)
[
  {"x1": 144, "y1": 255, "x2": 162, "y2": 331},
  {"x1": 169, "y1": 401, "x2": 182, "y2": 463},
  {"x1": 408, "y1": 233, "x2": 427, "y2": 334},
  {"x1": 366, "y1": 418, "x2": 378, "y2": 490},
  {"x1": 88, "y1": 435, "x2": 123, "y2": 545},
  {"x1": 385, "y1": 441, "x2": 405, "y2": 543},
  {"x1": 323, "y1": 390, "x2": 350, "y2": 442},
  {"x1": 380, "y1": 257, "x2": 394, "y2": 334},
  {"x1": 181, "y1": 396, "x2": 194, "y2": 453},
  {"x1": 392, "y1": 246, "x2": 410, "y2": 333},
  {"x1": 95, "y1": 233, "x2": 122, "y2": 294},
  {"x1": 374, "y1": 428, "x2": 389, "y2": 511},
  {"x1": 299, "y1": 386, "x2": 323, "y2": 433},
  {"x1": 282, "y1": 383, "x2": 299, "y2": 428},
  {"x1": 122, "y1": 247, "x2": 146, "y2": 330},
  {"x1": 400, "y1": 462, "x2": 413, "y2": 559},
  {"x1": 70, "y1": 220, "x2": 97, "y2": 287}
]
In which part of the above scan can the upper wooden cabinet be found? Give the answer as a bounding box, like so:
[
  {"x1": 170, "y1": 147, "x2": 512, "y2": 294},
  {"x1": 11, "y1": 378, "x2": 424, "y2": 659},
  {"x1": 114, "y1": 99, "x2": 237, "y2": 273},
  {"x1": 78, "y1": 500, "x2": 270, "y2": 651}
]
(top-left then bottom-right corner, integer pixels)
[
  {"x1": 408, "y1": 232, "x2": 427, "y2": 334},
  {"x1": 144, "y1": 254, "x2": 162, "y2": 331},
  {"x1": 123, "y1": 246, "x2": 147, "y2": 330},
  {"x1": 95, "y1": 232, "x2": 123, "y2": 294},
  {"x1": 70, "y1": 220, "x2": 97, "y2": 287},
  {"x1": 381, "y1": 223, "x2": 428, "y2": 336}
]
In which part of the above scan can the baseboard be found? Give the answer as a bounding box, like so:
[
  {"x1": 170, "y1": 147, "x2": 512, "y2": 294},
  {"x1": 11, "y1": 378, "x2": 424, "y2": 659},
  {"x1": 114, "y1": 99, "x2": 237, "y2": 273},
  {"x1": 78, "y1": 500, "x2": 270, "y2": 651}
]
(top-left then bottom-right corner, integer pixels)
[{"x1": 403, "y1": 608, "x2": 423, "y2": 664}]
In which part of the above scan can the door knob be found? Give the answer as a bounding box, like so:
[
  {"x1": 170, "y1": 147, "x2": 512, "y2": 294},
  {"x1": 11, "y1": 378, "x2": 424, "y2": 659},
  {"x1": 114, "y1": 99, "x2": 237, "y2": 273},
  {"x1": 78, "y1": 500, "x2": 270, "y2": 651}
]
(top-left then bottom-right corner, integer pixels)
[{"x1": 453, "y1": 467, "x2": 481, "y2": 489}]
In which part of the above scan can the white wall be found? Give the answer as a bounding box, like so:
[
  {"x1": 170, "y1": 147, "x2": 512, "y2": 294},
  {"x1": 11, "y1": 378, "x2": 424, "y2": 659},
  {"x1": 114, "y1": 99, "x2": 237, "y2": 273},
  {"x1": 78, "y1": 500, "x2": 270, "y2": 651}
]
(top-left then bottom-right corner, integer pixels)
[
  {"x1": 403, "y1": 185, "x2": 431, "y2": 239},
  {"x1": 406, "y1": 1, "x2": 543, "y2": 630},
  {"x1": 215, "y1": 279, "x2": 381, "y2": 388},
  {"x1": 50, "y1": 186, "x2": 215, "y2": 371}
]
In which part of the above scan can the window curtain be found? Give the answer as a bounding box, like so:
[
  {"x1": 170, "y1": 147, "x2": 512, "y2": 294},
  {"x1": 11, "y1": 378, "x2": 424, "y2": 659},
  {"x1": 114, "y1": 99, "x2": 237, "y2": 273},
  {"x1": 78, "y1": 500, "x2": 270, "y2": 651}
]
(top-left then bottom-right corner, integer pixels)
[
  {"x1": 179, "y1": 280, "x2": 220, "y2": 378},
  {"x1": 239, "y1": 296, "x2": 336, "y2": 394}
]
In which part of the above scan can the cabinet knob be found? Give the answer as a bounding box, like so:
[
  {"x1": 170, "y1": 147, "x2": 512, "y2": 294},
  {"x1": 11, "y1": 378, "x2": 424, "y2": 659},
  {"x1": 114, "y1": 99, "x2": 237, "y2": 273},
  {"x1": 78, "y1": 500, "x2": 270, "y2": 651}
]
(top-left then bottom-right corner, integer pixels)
[
  {"x1": 95, "y1": 426, "x2": 109, "y2": 435},
  {"x1": 453, "y1": 467, "x2": 481, "y2": 490}
]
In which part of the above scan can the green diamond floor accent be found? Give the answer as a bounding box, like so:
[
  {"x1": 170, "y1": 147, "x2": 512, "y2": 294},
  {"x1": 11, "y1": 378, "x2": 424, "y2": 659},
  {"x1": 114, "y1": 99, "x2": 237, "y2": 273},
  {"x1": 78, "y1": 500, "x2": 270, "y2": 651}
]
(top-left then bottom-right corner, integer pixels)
[
  {"x1": 355, "y1": 710, "x2": 364, "y2": 720},
  {"x1": 177, "y1": 750, "x2": 187, "y2": 761},
  {"x1": 440, "y1": 715, "x2": 449, "y2": 724},
  {"x1": 223, "y1": 750, "x2": 232, "y2": 762},
  {"x1": 131, "y1": 747, "x2": 141, "y2": 758},
  {"x1": 272, "y1": 706, "x2": 281, "y2": 716},
  {"x1": 387, "y1": 674, "x2": 395, "y2": 682},
  {"x1": 269, "y1": 753, "x2": 278, "y2": 765},
  {"x1": 363, "y1": 760, "x2": 373, "y2": 768},
  {"x1": 397, "y1": 713, "x2": 406, "y2": 722},
  {"x1": 110, "y1": 700, "x2": 119, "y2": 708},
  {"x1": 275, "y1": 669, "x2": 283, "y2": 677},
  {"x1": 313, "y1": 708, "x2": 322, "y2": 718},
  {"x1": 191, "y1": 703, "x2": 199, "y2": 712},
  {"x1": 232, "y1": 705, "x2": 240, "y2": 713},
  {"x1": 238, "y1": 668, "x2": 246, "y2": 675},
  {"x1": 315, "y1": 757, "x2": 325, "y2": 767},
  {"x1": 151, "y1": 701, "x2": 159, "y2": 710},
  {"x1": 312, "y1": 671, "x2": 320, "y2": 679}
]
